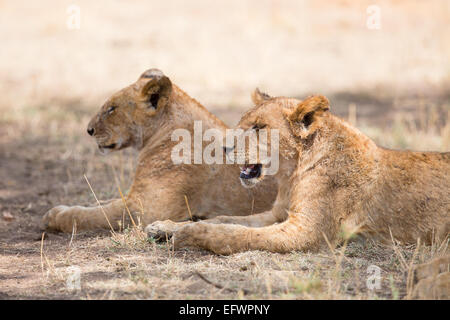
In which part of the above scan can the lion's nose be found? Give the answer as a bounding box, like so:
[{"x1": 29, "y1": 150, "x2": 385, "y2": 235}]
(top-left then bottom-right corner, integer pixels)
[{"x1": 87, "y1": 127, "x2": 95, "y2": 136}]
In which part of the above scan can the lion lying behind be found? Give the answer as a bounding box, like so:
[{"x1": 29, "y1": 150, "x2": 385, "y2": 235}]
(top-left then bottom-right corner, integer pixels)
[{"x1": 42, "y1": 69, "x2": 277, "y2": 232}]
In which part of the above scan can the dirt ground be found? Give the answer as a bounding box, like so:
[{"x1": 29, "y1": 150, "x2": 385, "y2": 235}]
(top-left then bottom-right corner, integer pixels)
[{"x1": 0, "y1": 0, "x2": 449, "y2": 299}]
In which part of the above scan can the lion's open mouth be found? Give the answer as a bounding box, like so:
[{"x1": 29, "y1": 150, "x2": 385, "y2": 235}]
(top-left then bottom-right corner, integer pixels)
[
  {"x1": 240, "y1": 164, "x2": 262, "y2": 180},
  {"x1": 99, "y1": 143, "x2": 116, "y2": 149}
]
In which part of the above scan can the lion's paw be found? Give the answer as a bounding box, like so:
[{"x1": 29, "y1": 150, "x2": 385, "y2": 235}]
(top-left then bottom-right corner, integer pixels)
[
  {"x1": 145, "y1": 220, "x2": 183, "y2": 241},
  {"x1": 41, "y1": 205, "x2": 73, "y2": 232}
]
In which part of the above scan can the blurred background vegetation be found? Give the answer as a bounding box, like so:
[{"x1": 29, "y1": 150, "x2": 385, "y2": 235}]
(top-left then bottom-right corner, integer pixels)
[{"x1": 0, "y1": 0, "x2": 449, "y2": 151}]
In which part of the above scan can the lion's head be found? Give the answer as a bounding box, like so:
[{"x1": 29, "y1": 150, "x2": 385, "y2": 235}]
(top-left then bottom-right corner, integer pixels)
[
  {"x1": 87, "y1": 69, "x2": 173, "y2": 154},
  {"x1": 230, "y1": 89, "x2": 330, "y2": 188}
]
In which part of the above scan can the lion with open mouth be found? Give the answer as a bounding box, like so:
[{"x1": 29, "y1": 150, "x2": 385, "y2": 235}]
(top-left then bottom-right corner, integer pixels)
[{"x1": 149, "y1": 89, "x2": 449, "y2": 258}]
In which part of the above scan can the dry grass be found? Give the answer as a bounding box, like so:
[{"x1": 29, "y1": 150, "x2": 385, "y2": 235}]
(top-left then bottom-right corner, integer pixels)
[
  {"x1": 0, "y1": 101, "x2": 448, "y2": 299},
  {"x1": 0, "y1": 0, "x2": 449, "y2": 300}
]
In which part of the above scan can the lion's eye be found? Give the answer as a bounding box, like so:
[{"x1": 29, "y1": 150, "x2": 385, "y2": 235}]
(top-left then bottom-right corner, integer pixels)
[
  {"x1": 107, "y1": 106, "x2": 117, "y2": 115},
  {"x1": 252, "y1": 124, "x2": 266, "y2": 131}
]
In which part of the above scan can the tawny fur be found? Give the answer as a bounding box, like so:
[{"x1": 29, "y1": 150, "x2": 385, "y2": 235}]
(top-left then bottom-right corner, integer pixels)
[
  {"x1": 412, "y1": 255, "x2": 450, "y2": 299},
  {"x1": 154, "y1": 90, "x2": 449, "y2": 255},
  {"x1": 41, "y1": 69, "x2": 277, "y2": 232}
]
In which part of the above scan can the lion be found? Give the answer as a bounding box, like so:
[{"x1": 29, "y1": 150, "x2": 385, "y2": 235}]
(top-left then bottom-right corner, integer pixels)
[
  {"x1": 41, "y1": 69, "x2": 277, "y2": 233},
  {"x1": 147, "y1": 90, "x2": 449, "y2": 254}
]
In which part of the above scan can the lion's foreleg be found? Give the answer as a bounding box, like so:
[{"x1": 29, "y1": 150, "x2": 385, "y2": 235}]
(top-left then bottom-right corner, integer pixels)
[
  {"x1": 42, "y1": 198, "x2": 139, "y2": 232},
  {"x1": 203, "y1": 211, "x2": 280, "y2": 227},
  {"x1": 172, "y1": 215, "x2": 322, "y2": 255}
]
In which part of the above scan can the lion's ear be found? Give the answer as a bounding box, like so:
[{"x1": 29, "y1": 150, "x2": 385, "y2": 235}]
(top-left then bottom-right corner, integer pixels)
[
  {"x1": 251, "y1": 88, "x2": 271, "y2": 105},
  {"x1": 139, "y1": 69, "x2": 172, "y2": 109},
  {"x1": 287, "y1": 95, "x2": 330, "y2": 138}
]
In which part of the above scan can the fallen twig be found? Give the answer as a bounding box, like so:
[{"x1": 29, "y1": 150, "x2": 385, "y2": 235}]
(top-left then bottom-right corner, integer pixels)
[{"x1": 194, "y1": 271, "x2": 250, "y2": 295}]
